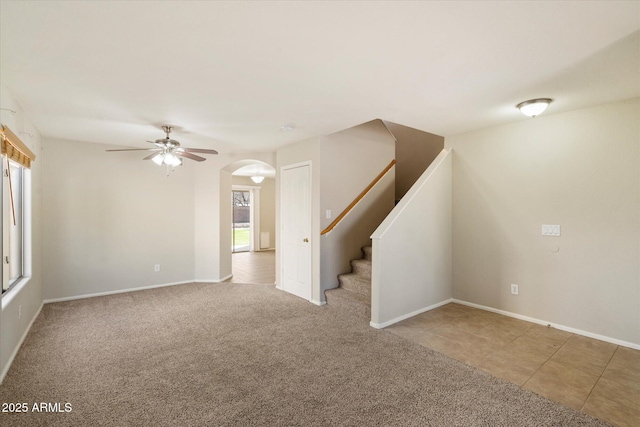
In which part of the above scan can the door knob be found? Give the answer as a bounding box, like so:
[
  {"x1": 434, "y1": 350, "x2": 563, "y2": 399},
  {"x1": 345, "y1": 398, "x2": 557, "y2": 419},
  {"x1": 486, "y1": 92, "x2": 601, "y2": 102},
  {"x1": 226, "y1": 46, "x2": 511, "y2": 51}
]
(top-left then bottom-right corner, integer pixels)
[{"x1": 303, "y1": 238, "x2": 309, "y2": 242}]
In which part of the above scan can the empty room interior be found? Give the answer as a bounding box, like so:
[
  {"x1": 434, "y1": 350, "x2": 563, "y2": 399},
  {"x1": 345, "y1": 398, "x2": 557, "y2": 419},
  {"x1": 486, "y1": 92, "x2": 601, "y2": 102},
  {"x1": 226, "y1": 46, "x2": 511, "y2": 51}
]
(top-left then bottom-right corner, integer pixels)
[{"x1": 0, "y1": 1, "x2": 638, "y2": 426}]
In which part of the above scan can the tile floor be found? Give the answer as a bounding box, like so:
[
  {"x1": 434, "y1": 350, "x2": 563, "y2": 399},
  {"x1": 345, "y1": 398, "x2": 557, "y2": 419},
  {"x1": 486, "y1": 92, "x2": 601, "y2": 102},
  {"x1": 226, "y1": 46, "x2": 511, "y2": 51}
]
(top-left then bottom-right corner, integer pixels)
[
  {"x1": 229, "y1": 250, "x2": 275, "y2": 284},
  {"x1": 386, "y1": 303, "x2": 640, "y2": 427},
  {"x1": 225, "y1": 257, "x2": 638, "y2": 426}
]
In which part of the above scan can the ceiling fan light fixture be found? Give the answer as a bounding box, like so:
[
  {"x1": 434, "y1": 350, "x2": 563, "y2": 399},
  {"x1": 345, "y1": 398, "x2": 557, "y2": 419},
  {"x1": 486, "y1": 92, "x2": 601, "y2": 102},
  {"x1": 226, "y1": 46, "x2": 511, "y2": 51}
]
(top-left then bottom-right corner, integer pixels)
[
  {"x1": 151, "y1": 153, "x2": 165, "y2": 165},
  {"x1": 106, "y1": 125, "x2": 217, "y2": 166},
  {"x1": 163, "y1": 153, "x2": 182, "y2": 167},
  {"x1": 517, "y1": 98, "x2": 552, "y2": 117},
  {"x1": 251, "y1": 175, "x2": 265, "y2": 184}
]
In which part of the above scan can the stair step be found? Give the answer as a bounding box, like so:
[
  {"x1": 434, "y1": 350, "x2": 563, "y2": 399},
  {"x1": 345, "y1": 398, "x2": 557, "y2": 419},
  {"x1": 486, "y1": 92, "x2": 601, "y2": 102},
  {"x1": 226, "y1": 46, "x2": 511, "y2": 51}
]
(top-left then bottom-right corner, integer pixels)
[
  {"x1": 338, "y1": 273, "x2": 371, "y2": 298},
  {"x1": 350, "y1": 259, "x2": 372, "y2": 279},
  {"x1": 326, "y1": 245, "x2": 373, "y2": 321},
  {"x1": 362, "y1": 246, "x2": 372, "y2": 261},
  {"x1": 324, "y1": 288, "x2": 370, "y2": 320}
]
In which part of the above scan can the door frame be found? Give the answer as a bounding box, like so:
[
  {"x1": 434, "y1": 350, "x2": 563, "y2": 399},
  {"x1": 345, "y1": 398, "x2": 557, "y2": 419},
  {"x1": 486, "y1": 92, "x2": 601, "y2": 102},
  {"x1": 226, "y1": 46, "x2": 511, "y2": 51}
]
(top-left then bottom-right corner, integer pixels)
[{"x1": 278, "y1": 161, "x2": 313, "y2": 302}]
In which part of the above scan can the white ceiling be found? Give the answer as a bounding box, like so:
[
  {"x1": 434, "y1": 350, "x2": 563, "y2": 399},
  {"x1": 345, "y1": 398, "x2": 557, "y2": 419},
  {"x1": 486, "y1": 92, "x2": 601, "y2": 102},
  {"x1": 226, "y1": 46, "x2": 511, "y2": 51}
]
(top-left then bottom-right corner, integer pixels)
[{"x1": 1, "y1": 1, "x2": 639, "y2": 154}]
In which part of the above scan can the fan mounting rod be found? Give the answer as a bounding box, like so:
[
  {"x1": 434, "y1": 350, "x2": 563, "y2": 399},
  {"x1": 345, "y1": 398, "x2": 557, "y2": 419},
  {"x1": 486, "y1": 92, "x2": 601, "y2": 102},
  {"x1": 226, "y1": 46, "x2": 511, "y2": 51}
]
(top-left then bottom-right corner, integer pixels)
[{"x1": 162, "y1": 125, "x2": 173, "y2": 138}]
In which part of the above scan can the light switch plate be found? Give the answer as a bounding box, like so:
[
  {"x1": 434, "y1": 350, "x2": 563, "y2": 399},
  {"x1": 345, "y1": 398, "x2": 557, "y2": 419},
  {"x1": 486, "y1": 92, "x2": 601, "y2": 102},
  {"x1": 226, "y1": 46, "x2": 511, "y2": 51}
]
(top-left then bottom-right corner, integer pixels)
[{"x1": 542, "y1": 224, "x2": 561, "y2": 236}]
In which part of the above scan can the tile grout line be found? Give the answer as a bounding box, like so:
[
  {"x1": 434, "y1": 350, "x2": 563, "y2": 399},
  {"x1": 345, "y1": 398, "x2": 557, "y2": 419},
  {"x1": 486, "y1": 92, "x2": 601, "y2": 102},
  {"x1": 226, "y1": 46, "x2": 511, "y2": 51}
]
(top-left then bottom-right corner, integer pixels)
[
  {"x1": 579, "y1": 344, "x2": 619, "y2": 413},
  {"x1": 460, "y1": 315, "x2": 540, "y2": 376},
  {"x1": 521, "y1": 331, "x2": 573, "y2": 389}
]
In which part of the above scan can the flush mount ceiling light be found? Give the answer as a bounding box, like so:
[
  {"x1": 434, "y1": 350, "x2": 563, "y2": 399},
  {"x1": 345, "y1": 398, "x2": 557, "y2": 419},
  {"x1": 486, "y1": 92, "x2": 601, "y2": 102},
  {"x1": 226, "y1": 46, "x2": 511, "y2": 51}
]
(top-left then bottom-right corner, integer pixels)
[
  {"x1": 517, "y1": 98, "x2": 553, "y2": 118},
  {"x1": 251, "y1": 175, "x2": 265, "y2": 184},
  {"x1": 281, "y1": 124, "x2": 295, "y2": 132}
]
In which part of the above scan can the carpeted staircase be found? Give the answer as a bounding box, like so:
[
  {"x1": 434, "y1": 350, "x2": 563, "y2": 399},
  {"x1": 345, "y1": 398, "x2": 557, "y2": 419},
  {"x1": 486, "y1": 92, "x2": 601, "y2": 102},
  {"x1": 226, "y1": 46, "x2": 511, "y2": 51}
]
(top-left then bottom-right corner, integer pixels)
[{"x1": 325, "y1": 245, "x2": 372, "y2": 320}]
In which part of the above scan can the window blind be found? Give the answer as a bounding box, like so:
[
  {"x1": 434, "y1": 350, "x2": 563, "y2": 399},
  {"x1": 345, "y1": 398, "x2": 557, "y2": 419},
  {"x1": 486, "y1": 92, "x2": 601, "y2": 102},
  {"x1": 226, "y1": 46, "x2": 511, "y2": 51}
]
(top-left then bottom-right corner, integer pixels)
[{"x1": 0, "y1": 124, "x2": 36, "y2": 168}]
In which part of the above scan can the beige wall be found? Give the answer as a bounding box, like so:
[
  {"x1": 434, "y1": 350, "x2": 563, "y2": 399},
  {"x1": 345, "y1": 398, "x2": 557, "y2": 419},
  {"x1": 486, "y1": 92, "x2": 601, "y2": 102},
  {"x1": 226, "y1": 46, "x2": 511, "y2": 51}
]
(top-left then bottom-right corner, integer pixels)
[
  {"x1": 385, "y1": 121, "x2": 444, "y2": 201},
  {"x1": 319, "y1": 120, "x2": 396, "y2": 293},
  {"x1": 42, "y1": 138, "x2": 197, "y2": 300},
  {"x1": 371, "y1": 149, "x2": 452, "y2": 327},
  {"x1": 259, "y1": 177, "x2": 276, "y2": 249},
  {"x1": 445, "y1": 99, "x2": 640, "y2": 346},
  {"x1": 40, "y1": 143, "x2": 276, "y2": 296},
  {"x1": 1, "y1": 84, "x2": 43, "y2": 381}
]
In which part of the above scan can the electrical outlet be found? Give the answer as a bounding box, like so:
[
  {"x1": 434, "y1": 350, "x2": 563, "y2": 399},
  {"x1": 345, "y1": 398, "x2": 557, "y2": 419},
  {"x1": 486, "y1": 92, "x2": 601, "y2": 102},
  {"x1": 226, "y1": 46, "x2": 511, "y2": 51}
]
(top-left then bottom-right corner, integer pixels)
[
  {"x1": 18, "y1": 305, "x2": 22, "y2": 319},
  {"x1": 511, "y1": 284, "x2": 519, "y2": 295},
  {"x1": 154, "y1": 264, "x2": 160, "y2": 272}
]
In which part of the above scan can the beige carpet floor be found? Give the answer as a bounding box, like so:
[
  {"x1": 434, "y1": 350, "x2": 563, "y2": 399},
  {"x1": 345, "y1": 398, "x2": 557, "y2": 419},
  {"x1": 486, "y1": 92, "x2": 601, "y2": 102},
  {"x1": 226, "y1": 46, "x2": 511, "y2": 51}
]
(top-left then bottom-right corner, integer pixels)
[{"x1": 0, "y1": 282, "x2": 609, "y2": 426}]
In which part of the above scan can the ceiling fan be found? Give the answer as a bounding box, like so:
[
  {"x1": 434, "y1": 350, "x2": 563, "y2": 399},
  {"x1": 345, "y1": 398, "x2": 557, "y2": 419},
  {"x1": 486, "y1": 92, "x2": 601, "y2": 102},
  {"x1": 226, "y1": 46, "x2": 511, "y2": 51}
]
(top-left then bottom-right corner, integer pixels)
[{"x1": 106, "y1": 125, "x2": 218, "y2": 166}]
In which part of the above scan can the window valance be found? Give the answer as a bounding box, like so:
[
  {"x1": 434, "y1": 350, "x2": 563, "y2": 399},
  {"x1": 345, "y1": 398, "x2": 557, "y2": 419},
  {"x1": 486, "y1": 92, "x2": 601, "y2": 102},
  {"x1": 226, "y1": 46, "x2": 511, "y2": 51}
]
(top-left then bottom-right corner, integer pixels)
[{"x1": 0, "y1": 124, "x2": 36, "y2": 169}]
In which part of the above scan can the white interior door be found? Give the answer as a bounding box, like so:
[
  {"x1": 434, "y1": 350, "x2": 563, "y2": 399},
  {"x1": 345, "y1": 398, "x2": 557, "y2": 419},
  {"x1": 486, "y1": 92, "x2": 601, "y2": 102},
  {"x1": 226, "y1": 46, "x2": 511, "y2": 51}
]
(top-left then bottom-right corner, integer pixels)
[{"x1": 281, "y1": 163, "x2": 311, "y2": 300}]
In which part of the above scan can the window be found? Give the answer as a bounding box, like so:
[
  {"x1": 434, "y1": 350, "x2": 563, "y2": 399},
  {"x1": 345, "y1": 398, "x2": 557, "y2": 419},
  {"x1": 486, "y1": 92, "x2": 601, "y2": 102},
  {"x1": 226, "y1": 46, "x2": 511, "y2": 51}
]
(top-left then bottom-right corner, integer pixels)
[
  {"x1": 1, "y1": 125, "x2": 35, "y2": 296},
  {"x1": 3, "y1": 160, "x2": 24, "y2": 292}
]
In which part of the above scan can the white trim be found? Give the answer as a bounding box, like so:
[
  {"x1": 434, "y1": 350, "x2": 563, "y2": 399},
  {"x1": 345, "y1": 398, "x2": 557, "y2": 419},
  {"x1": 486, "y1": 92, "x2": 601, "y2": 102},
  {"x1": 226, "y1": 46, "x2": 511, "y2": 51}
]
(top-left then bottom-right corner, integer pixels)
[
  {"x1": 310, "y1": 299, "x2": 326, "y2": 306},
  {"x1": 370, "y1": 298, "x2": 453, "y2": 329},
  {"x1": 453, "y1": 299, "x2": 640, "y2": 351},
  {"x1": 280, "y1": 160, "x2": 313, "y2": 171},
  {"x1": 43, "y1": 280, "x2": 194, "y2": 304},
  {"x1": 194, "y1": 274, "x2": 233, "y2": 283},
  {"x1": 1, "y1": 276, "x2": 31, "y2": 308},
  {"x1": 232, "y1": 185, "x2": 261, "y2": 191},
  {"x1": 44, "y1": 276, "x2": 240, "y2": 303},
  {"x1": 0, "y1": 300, "x2": 43, "y2": 384}
]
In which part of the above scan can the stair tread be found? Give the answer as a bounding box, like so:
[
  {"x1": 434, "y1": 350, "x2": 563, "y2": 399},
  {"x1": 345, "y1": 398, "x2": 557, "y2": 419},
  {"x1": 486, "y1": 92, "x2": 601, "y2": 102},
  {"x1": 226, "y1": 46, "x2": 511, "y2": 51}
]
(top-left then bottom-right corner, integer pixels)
[
  {"x1": 326, "y1": 287, "x2": 369, "y2": 303},
  {"x1": 327, "y1": 245, "x2": 373, "y2": 318},
  {"x1": 325, "y1": 288, "x2": 371, "y2": 318},
  {"x1": 338, "y1": 273, "x2": 371, "y2": 298},
  {"x1": 338, "y1": 272, "x2": 370, "y2": 283}
]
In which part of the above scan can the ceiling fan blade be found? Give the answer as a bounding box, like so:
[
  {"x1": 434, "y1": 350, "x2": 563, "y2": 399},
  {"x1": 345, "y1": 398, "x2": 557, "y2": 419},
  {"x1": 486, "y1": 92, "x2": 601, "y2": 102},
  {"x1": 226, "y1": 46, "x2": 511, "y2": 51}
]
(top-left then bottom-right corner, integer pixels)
[
  {"x1": 142, "y1": 152, "x2": 162, "y2": 160},
  {"x1": 106, "y1": 148, "x2": 158, "y2": 152},
  {"x1": 175, "y1": 151, "x2": 206, "y2": 162},
  {"x1": 180, "y1": 147, "x2": 218, "y2": 155}
]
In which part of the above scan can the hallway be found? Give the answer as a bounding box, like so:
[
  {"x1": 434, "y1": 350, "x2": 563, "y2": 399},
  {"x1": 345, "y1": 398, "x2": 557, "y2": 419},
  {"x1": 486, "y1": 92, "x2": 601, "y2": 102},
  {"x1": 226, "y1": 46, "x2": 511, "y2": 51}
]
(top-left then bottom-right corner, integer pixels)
[{"x1": 229, "y1": 251, "x2": 275, "y2": 284}]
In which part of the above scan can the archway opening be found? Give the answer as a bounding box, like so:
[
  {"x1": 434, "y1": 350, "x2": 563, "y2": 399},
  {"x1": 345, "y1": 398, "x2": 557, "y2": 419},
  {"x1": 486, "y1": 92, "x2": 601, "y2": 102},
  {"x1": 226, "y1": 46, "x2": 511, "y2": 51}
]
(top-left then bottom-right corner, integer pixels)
[{"x1": 221, "y1": 159, "x2": 276, "y2": 284}]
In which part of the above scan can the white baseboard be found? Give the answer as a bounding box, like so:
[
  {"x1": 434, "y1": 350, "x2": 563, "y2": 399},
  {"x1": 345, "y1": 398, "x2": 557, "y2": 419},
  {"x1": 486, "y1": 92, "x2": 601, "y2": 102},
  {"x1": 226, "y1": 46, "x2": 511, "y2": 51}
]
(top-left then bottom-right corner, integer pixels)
[
  {"x1": 311, "y1": 299, "x2": 326, "y2": 306},
  {"x1": 43, "y1": 280, "x2": 195, "y2": 304},
  {"x1": 1, "y1": 301, "x2": 43, "y2": 385},
  {"x1": 453, "y1": 299, "x2": 640, "y2": 351},
  {"x1": 195, "y1": 274, "x2": 233, "y2": 284},
  {"x1": 370, "y1": 298, "x2": 453, "y2": 329}
]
